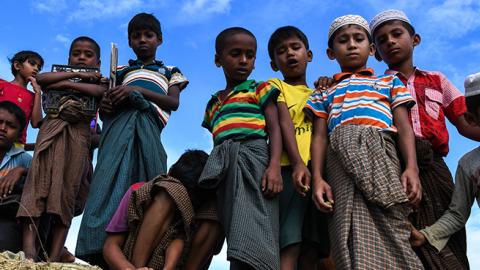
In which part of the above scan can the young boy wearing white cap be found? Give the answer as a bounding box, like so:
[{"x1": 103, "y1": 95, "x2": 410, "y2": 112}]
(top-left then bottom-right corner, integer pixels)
[
  {"x1": 410, "y1": 72, "x2": 480, "y2": 261},
  {"x1": 304, "y1": 14, "x2": 423, "y2": 269},
  {"x1": 370, "y1": 10, "x2": 480, "y2": 269}
]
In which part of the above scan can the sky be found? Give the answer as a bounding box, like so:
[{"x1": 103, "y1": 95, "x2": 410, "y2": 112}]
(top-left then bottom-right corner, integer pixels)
[{"x1": 1, "y1": 0, "x2": 479, "y2": 269}]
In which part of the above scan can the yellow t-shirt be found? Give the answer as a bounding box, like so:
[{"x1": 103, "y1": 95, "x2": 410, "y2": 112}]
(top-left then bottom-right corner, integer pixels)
[{"x1": 269, "y1": 78, "x2": 313, "y2": 166}]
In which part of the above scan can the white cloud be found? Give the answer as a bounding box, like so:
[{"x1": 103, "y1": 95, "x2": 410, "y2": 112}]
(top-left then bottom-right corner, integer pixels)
[
  {"x1": 33, "y1": 0, "x2": 67, "y2": 13},
  {"x1": 180, "y1": 0, "x2": 232, "y2": 20},
  {"x1": 424, "y1": 0, "x2": 480, "y2": 38},
  {"x1": 68, "y1": 0, "x2": 143, "y2": 22},
  {"x1": 55, "y1": 34, "x2": 70, "y2": 47}
]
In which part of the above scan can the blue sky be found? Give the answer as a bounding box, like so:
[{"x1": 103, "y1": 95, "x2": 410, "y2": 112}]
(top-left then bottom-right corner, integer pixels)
[{"x1": 1, "y1": 0, "x2": 479, "y2": 268}]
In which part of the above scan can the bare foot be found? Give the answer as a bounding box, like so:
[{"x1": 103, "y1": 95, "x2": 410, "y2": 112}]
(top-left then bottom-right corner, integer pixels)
[{"x1": 60, "y1": 247, "x2": 75, "y2": 263}]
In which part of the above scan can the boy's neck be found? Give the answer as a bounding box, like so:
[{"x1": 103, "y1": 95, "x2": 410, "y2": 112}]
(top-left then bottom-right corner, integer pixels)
[
  {"x1": 11, "y1": 77, "x2": 28, "y2": 88},
  {"x1": 225, "y1": 78, "x2": 248, "y2": 92},
  {"x1": 340, "y1": 65, "x2": 368, "y2": 74},
  {"x1": 283, "y1": 74, "x2": 307, "y2": 87},
  {"x1": 388, "y1": 58, "x2": 415, "y2": 79},
  {"x1": 137, "y1": 56, "x2": 156, "y2": 65}
]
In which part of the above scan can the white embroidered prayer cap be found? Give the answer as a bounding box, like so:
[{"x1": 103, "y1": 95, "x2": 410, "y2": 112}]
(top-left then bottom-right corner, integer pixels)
[
  {"x1": 370, "y1": 9, "x2": 412, "y2": 35},
  {"x1": 464, "y1": 72, "x2": 480, "y2": 97},
  {"x1": 328, "y1": 15, "x2": 371, "y2": 41}
]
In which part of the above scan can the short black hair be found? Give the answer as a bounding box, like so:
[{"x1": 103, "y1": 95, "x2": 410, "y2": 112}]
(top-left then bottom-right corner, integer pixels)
[
  {"x1": 169, "y1": 150, "x2": 211, "y2": 208},
  {"x1": 215, "y1": 27, "x2": 256, "y2": 54},
  {"x1": 466, "y1": 95, "x2": 480, "y2": 115},
  {"x1": 327, "y1": 24, "x2": 372, "y2": 49},
  {"x1": 128, "y1": 13, "x2": 162, "y2": 39},
  {"x1": 372, "y1": 20, "x2": 416, "y2": 40},
  {"x1": 268, "y1": 26, "x2": 309, "y2": 60},
  {"x1": 69, "y1": 36, "x2": 101, "y2": 60},
  {"x1": 0, "y1": 101, "x2": 26, "y2": 133},
  {"x1": 9, "y1": 50, "x2": 44, "y2": 76}
]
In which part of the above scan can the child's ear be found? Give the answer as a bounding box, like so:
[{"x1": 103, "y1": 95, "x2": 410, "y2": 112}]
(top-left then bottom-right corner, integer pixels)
[
  {"x1": 13, "y1": 61, "x2": 22, "y2": 72},
  {"x1": 326, "y1": 48, "x2": 336, "y2": 60},
  {"x1": 96, "y1": 59, "x2": 101, "y2": 68},
  {"x1": 157, "y1": 35, "x2": 163, "y2": 46},
  {"x1": 270, "y1": 60, "x2": 278, "y2": 72},
  {"x1": 214, "y1": 54, "x2": 221, "y2": 67},
  {"x1": 307, "y1": 50, "x2": 313, "y2": 62},
  {"x1": 413, "y1": 34, "x2": 421, "y2": 47},
  {"x1": 369, "y1": 43, "x2": 376, "y2": 56}
]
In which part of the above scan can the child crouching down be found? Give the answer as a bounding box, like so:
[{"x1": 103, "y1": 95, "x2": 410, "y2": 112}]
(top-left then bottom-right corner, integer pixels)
[
  {"x1": 305, "y1": 15, "x2": 423, "y2": 269},
  {"x1": 103, "y1": 150, "x2": 223, "y2": 270}
]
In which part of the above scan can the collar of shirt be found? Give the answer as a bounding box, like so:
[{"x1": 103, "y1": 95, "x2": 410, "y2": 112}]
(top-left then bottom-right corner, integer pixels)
[
  {"x1": 128, "y1": 59, "x2": 164, "y2": 67},
  {"x1": 333, "y1": 67, "x2": 375, "y2": 83},
  {"x1": 0, "y1": 145, "x2": 25, "y2": 169},
  {"x1": 384, "y1": 66, "x2": 429, "y2": 80},
  {"x1": 212, "y1": 79, "x2": 256, "y2": 99}
]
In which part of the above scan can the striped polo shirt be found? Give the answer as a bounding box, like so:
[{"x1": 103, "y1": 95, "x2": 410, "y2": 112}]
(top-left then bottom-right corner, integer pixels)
[
  {"x1": 305, "y1": 68, "x2": 414, "y2": 134},
  {"x1": 202, "y1": 79, "x2": 279, "y2": 146},
  {"x1": 116, "y1": 60, "x2": 188, "y2": 128}
]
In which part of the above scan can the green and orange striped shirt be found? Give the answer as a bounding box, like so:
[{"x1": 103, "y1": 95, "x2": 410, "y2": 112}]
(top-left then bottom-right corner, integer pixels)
[{"x1": 202, "y1": 80, "x2": 279, "y2": 146}]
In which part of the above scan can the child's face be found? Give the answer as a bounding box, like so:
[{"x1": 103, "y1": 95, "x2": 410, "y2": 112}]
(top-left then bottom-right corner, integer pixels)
[
  {"x1": 374, "y1": 21, "x2": 419, "y2": 67},
  {"x1": 327, "y1": 25, "x2": 374, "y2": 73},
  {"x1": 128, "y1": 29, "x2": 162, "y2": 61},
  {"x1": 215, "y1": 33, "x2": 256, "y2": 85},
  {"x1": 14, "y1": 57, "x2": 42, "y2": 79},
  {"x1": 68, "y1": 41, "x2": 100, "y2": 67},
  {"x1": 271, "y1": 36, "x2": 312, "y2": 79},
  {"x1": 0, "y1": 109, "x2": 21, "y2": 150}
]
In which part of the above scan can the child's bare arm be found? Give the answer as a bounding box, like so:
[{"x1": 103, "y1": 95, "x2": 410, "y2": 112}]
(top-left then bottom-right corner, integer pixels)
[
  {"x1": 36, "y1": 72, "x2": 100, "y2": 88},
  {"x1": 184, "y1": 220, "x2": 223, "y2": 270},
  {"x1": 310, "y1": 117, "x2": 333, "y2": 212},
  {"x1": 452, "y1": 114, "x2": 480, "y2": 141},
  {"x1": 47, "y1": 80, "x2": 106, "y2": 97},
  {"x1": 27, "y1": 76, "x2": 42, "y2": 128},
  {"x1": 277, "y1": 102, "x2": 311, "y2": 196},
  {"x1": 163, "y1": 238, "x2": 185, "y2": 270},
  {"x1": 393, "y1": 105, "x2": 422, "y2": 207},
  {"x1": 108, "y1": 84, "x2": 181, "y2": 111},
  {"x1": 262, "y1": 100, "x2": 283, "y2": 198},
  {"x1": 0, "y1": 166, "x2": 28, "y2": 197},
  {"x1": 103, "y1": 233, "x2": 138, "y2": 270}
]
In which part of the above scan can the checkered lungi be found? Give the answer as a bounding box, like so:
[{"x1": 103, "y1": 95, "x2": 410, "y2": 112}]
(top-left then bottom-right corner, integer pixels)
[
  {"x1": 199, "y1": 138, "x2": 280, "y2": 270},
  {"x1": 326, "y1": 125, "x2": 424, "y2": 269}
]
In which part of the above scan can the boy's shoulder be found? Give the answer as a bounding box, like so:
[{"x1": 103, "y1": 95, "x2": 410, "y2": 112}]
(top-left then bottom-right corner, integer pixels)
[{"x1": 459, "y1": 147, "x2": 480, "y2": 170}]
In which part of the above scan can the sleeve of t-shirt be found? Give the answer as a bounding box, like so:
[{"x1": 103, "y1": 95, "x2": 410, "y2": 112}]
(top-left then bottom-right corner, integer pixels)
[
  {"x1": 438, "y1": 73, "x2": 467, "y2": 122},
  {"x1": 390, "y1": 75, "x2": 415, "y2": 110},
  {"x1": 201, "y1": 99, "x2": 214, "y2": 132},
  {"x1": 304, "y1": 90, "x2": 329, "y2": 120},
  {"x1": 256, "y1": 81, "x2": 280, "y2": 110},
  {"x1": 167, "y1": 66, "x2": 189, "y2": 91},
  {"x1": 106, "y1": 187, "x2": 135, "y2": 233},
  {"x1": 268, "y1": 78, "x2": 286, "y2": 104},
  {"x1": 18, "y1": 152, "x2": 33, "y2": 168}
]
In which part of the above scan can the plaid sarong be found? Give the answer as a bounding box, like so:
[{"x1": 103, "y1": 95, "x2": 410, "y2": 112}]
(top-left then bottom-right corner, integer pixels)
[
  {"x1": 122, "y1": 175, "x2": 194, "y2": 269},
  {"x1": 199, "y1": 139, "x2": 280, "y2": 270},
  {"x1": 410, "y1": 139, "x2": 469, "y2": 270},
  {"x1": 327, "y1": 125, "x2": 423, "y2": 269}
]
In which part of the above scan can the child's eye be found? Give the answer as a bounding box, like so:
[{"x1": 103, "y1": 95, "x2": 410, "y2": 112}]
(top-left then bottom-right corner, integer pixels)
[{"x1": 276, "y1": 47, "x2": 286, "y2": 54}]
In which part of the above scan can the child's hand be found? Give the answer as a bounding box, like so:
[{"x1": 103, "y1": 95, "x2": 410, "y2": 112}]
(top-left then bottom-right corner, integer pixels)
[
  {"x1": 312, "y1": 177, "x2": 334, "y2": 213},
  {"x1": 27, "y1": 76, "x2": 42, "y2": 94},
  {"x1": 77, "y1": 72, "x2": 102, "y2": 83},
  {"x1": 261, "y1": 165, "x2": 283, "y2": 198},
  {"x1": 292, "y1": 163, "x2": 311, "y2": 197},
  {"x1": 108, "y1": 85, "x2": 136, "y2": 106},
  {"x1": 0, "y1": 167, "x2": 24, "y2": 197},
  {"x1": 313, "y1": 76, "x2": 334, "y2": 91},
  {"x1": 47, "y1": 80, "x2": 70, "y2": 91},
  {"x1": 409, "y1": 224, "x2": 426, "y2": 247},
  {"x1": 100, "y1": 94, "x2": 115, "y2": 115},
  {"x1": 401, "y1": 167, "x2": 422, "y2": 208}
]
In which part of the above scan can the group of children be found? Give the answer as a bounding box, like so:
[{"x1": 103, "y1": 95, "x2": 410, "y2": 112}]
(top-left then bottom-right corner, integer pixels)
[{"x1": 0, "y1": 8, "x2": 479, "y2": 270}]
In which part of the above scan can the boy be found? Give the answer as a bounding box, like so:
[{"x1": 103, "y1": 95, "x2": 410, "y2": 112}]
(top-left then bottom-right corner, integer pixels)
[
  {"x1": 370, "y1": 9, "x2": 480, "y2": 269},
  {"x1": 0, "y1": 51, "x2": 43, "y2": 147},
  {"x1": 16, "y1": 36, "x2": 105, "y2": 262},
  {"x1": 304, "y1": 15, "x2": 423, "y2": 269},
  {"x1": 410, "y1": 73, "x2": 480, "y2": 258},
  {"x1": 199, "y1": 27, "x2": 282, "y2": 270},
  {"x1": 267, "y1": 26, "x2": 331, "y2": 270},
  {"x1": 0, "y1": 101, "x2": 32, "y2": 252},
  {"x1": 103, "y1": 150, "x2": 222, "y2": 270},
  {"x1": 77, "y1": 13, "x2": 189, "y2": 266}
]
